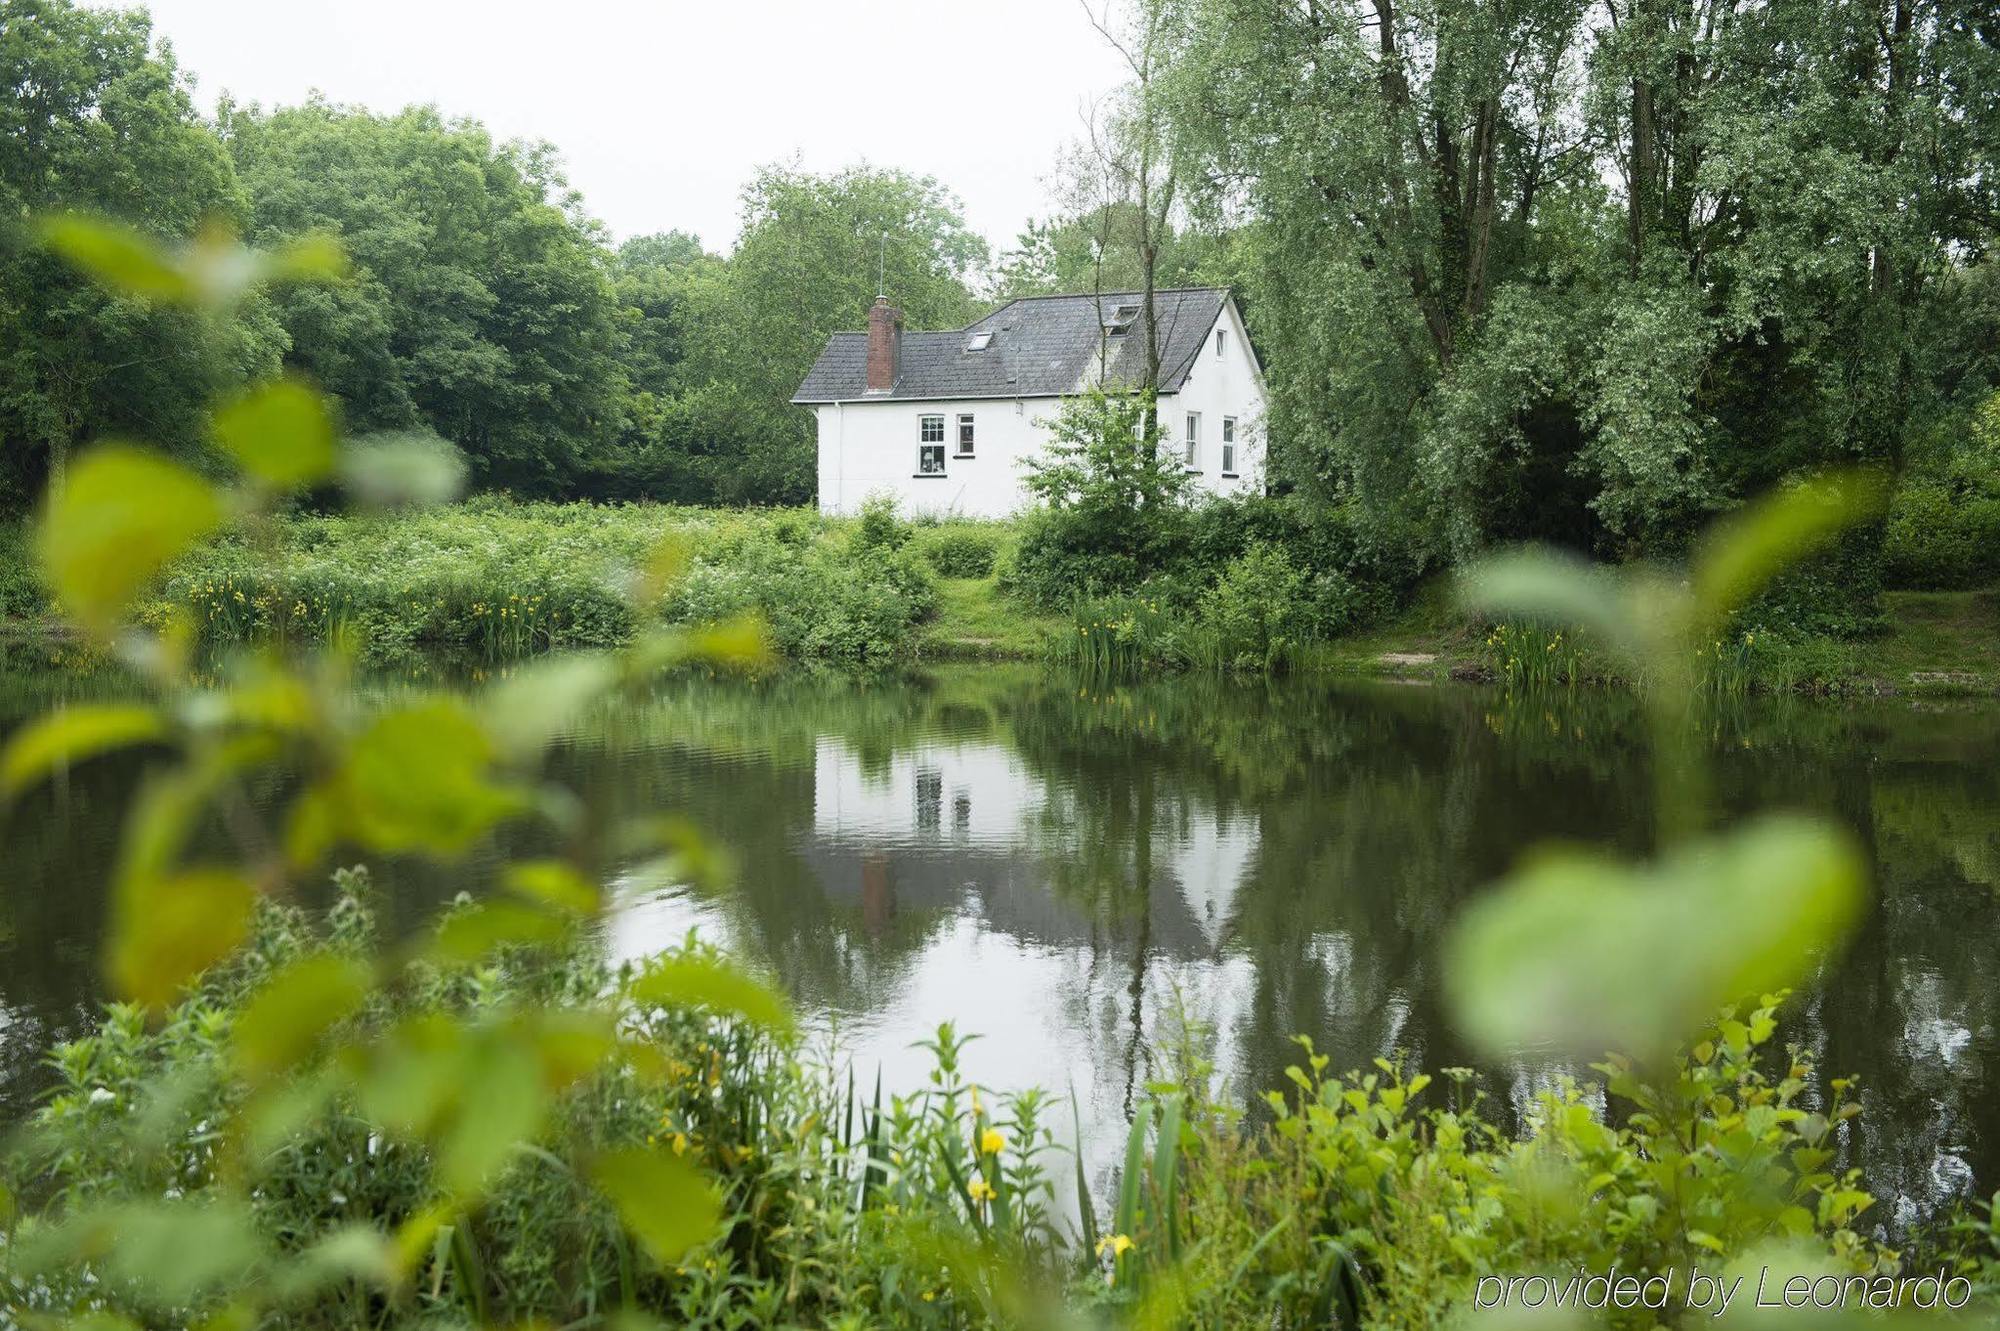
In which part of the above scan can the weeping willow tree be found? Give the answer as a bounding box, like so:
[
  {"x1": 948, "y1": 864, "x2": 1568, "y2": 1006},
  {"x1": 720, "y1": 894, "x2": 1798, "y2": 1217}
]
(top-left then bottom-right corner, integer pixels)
[{"x1": 1152, "y1": 0, "x2": 2000, "y2": 561}]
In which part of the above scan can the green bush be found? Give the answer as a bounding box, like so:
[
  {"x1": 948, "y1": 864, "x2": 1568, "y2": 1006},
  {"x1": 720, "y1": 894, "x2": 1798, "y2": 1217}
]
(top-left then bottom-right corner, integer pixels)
[
  {"x1": 0, "y1": 522, "x2": 49, "y2": 620},
  {"x1": 917, "y1": 526, "x2": 1000, "y2": 579},
  {"x1": 1190, "y1": 541, "x2": 1309, "y2": 670},
  {"x1": 1883, "y1": 479, "x2": 2000, "y2": 589},
  {"x1": 141, "y1": 501, "x2": 936, "y2": 667},
  {"x1": 851, "y1": 493, "x2": 911, "y2": 553}
]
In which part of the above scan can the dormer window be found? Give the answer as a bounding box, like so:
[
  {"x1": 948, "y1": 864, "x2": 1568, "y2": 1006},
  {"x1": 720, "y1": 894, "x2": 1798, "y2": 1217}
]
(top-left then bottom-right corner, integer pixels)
[
  {"x1": 966, "y1": 330, "x2": 994, "y2": 352},
  {"x1": 1107, "y1": 302, "x2": 1141, "y2": 333}
]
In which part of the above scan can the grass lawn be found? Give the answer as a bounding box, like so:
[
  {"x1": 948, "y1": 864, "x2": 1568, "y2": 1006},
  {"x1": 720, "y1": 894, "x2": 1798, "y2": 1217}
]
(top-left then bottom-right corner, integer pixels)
[
  {"x1": 1299, "y1": 582, "x2": 2000, "y2": 695},
  {"x1": 1859, "y1": 589, "x2": 2000, "y2": 689},
  {"x1": 918, "y1": 575, "x2": 1065, "y2": 660}
]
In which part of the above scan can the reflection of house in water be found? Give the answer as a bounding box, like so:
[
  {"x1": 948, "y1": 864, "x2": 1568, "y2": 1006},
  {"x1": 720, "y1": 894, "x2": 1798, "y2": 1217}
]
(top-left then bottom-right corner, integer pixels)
[{"x1": 807, "y1": 738, "x2": 1259, "y2": 955}]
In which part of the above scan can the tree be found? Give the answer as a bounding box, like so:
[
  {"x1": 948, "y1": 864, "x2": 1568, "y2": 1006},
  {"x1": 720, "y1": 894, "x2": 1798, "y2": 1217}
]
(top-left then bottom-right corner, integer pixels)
[
  {"x1": 220, "y1": 99, "x2": 628, "y2": 495},
  {"x1": 663, "y1": 164, "x2": 988, "y2": 505},
  {"x1": 1158, "y1": 0, "x2": 1998, "y2": 560},
  {"x1": 0, "y1": 0, "x2": 283, "y2": 508}
]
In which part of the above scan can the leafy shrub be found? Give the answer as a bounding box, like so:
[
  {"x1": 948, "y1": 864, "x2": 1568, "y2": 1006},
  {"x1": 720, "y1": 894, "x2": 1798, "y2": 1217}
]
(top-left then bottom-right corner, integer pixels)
[
  {"x1": 0, "y1": 522, "x2": 49, "y2": 620},
  {"x1": 1883, "y1": 480, "x2": 2000, "y2": 589},
  {"x1": 851, "y1": 493, "x2": 910, "y2": 553},
  {"x1": 1190, "y1": 541, "x2": 1308, "y2": 670},
  {"x1": 663, "y1": 530, "x2": 935, "y2": 665},
  {"x1": 145, "y1": 502, "x2": 936, "y2": 666},
  {"x1": 917, "y1": 526, "x2": 999, "y2": 579},
  {"x1": 1739, "y1": 529, "x2": 1888, "y2": 639},
  {"x1": 1012, "y1": 390, "x2": 1196, "y2": 606},
  {"x1": 6, "y1": 876, "x2": 1069, "y2": 1329}
]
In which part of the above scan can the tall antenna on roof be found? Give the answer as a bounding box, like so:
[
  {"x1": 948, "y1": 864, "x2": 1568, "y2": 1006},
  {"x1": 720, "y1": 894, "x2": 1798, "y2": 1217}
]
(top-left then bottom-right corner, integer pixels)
[{"x1": 877, "y1": 234, "x2": 886, "y2": 299}]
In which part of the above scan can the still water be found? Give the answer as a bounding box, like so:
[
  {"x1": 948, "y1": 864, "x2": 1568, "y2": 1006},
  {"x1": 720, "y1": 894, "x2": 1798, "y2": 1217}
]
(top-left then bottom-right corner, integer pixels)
[{"x1": 3, "y1": 663, "x2": 1999, "y2": 1228}]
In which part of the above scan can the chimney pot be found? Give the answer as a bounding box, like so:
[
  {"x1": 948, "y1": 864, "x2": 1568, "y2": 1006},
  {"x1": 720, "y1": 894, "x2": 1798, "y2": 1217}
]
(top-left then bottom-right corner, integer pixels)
[{"x1": 866, "y1": 296, "x2": 902, "y2": 393}]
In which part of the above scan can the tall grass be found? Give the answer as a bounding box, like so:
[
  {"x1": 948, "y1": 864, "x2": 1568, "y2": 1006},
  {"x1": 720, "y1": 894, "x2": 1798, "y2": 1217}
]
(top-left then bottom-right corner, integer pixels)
[
  {"x1": 1486, "y1": 620, "x2": 1585, "y2": 688},
  {"x1": 140, "y1": 501, "x2": 938, "y2": 667}
]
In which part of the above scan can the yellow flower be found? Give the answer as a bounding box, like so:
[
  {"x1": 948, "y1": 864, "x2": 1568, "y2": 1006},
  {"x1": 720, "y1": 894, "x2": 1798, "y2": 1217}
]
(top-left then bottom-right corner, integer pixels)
[
  {"x1": 966, "y1": 1178, "x2": 997, "y2": 1203},
  {"x1": 979, "y1": 1127, "x2": 1005, "y2": 1156},
  {"x1": 921, "y1": 1290, "x2": 936, "y2": 1303},
  {"x1": 671, "y1": 1132, "x2": 689, "y2": 1156},
  {"x1": 1096, "y1": 1233, "x2": 1136, "y2": 1259}
]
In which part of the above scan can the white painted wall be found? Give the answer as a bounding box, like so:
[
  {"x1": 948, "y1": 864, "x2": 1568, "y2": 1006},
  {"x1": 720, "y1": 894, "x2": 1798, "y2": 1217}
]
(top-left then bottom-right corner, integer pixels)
[
  {"x1": 1163, "y1": 297, "x2": 1267, "y2": 499},
  {"x1": 813, "y1": 298, "x2": 1268, "y2": 518}
]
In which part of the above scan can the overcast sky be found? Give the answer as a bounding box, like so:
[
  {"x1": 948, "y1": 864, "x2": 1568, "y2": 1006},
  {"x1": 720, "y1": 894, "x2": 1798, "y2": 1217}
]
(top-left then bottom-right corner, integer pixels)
[{"x1": 121, "y1": 0, "x2": 1132, "y2": 257}]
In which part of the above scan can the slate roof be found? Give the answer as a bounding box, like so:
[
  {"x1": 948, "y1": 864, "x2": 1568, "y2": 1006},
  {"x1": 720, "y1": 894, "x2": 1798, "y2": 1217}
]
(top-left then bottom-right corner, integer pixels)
[{"x1": 791, "y1": 287, "x2": 1232, "y2": 403}]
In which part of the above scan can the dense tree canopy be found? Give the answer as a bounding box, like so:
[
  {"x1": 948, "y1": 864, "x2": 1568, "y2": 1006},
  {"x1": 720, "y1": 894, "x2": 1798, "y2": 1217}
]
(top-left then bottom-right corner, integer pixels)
[
  {"x1": 615, "y1": 165, "x2": 989, "y2": 505},
  {"x1": 0, "y1": 0, "x2": 282, "y2": 507},
  {"x1": 219, "y1": 99, "x2": 629, "y2": 494},
  {"x1": 1156, "y1": 0, "x2": 2000, "y2": 558}
]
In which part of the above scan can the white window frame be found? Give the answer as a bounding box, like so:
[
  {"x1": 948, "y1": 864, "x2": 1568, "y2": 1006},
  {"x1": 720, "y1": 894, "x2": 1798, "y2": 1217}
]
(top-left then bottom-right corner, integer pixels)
[
  {"x1": 956, "y1": 413, "x2": 976, "y2": 456},
  {"x1": 1183, "y1": 412, "x2": 1201, "y2": 470},
  {"x1": 1221, "y1": 416, "x2": 1238, "y2": 476},
  {"x1": 1215, "y1": 328, "x2": 1227, "y2": 358},
  {"x1": 918, "y1": 414, "x2": 946, "y2": 476}
]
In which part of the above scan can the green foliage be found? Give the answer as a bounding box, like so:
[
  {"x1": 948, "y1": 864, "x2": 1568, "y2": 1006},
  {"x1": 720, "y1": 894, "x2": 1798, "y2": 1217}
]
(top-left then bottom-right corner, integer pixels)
[
  {"x1": 602, "y1": 166, "x2": 990, "y2": 506},
  {"x1": 919, "y1": 528, "x2": 1001, "y2": 580},
  {"x1": 136, "y1": 501, "x2": 936, "y2": 667},
  {"x1": 1448, "y1": 816, "x2": 1866, "y2": 1059},
  {"x1": 852, "y1": 492, "x2": 911, "y2": 553},
  {"x1": 219, "y1": 97, "x2": 629, "y2": 495},
  {"x1": 1158, "y1": 0, "x2": 1997, "y2": 572},
  {"x1": 1013, "y1": 389, "x2": 1195, "y2": 604},
  {"x1": 0, "y1": 0, "x2": 288, "y2": 509}
]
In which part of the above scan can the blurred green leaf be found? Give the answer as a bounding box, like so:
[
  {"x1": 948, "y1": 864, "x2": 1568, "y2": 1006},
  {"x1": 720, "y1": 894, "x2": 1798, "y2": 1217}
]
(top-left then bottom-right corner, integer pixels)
[
  {"x1": 628, "y1": 953, "x2": 794, "y2": 1036},
  {"x1": 503, "y1": 859, "x2": 601, "y2": 914},
  {"x1": 634, "y1": 529, "x2": 691, "y2": 607},
  {"x1": 1457, "y1": 549, "x2": 1648, "y2": 659},
  {"x1": 15, "y1": 1199, "x2": 265, "y2": 1310},
  {"x1": 212, "y1": 379, "x2": 336, "y2": 489},
  {"x1": 271, "y1": 1225, "x2": 398, "y2": 1302},
  {"x1": 1, "y1": 703, "x2": 165, "y2": 796},
  {"x1": 354, "y1": 1013, "x2": 463, "y2": 1137},
  {"x1": 426, "y1": 899, "x2": 568, "y2": 967},
  {"x1": 1692, "y1": 471, "x2": 1888, "y2": 627},
  {"x1": 481, "y1": 653, "x2": 618, "y2": 761},
  {"x1": 590, "y1": 1148, "x2": 721, "y2": 1265},
  {"x1": 339, "y1": 431, "x2": 467, "y2": 507},
  {"x1": 526, "y1": 1008, "x2": 618, "y2": 1090},
  {"x1": 242, "y1": 1066, "x2": 342, "y2": 1160},
  {"x1": 1445, "y1": 815, "x2": 1866, "y2": 1059},
  {"x1": 436, "y1": 1035, "x2": 545, "y2": 1195},
  {"x1": 284, "y1": 781, "x2": 339, "y2": 869},
  {"x1": 340, "y1": 700, "x2": 523, "y2": 854},
  {"x1": 629, "y1": 614, "x2": 773, "y2": 677},
  {"x1": 231, "y1": 954, "x2": 373, "y2": 1082},
  {"x1": 109, "y1": 868, "x2": 255, "y2": 1009},
  {"x1": 39, "y1": 444, "x2": 224, "y2": 635},
  {"x1": 38, "y1": 215, "x2": 190, "y2": 300},
  {"x1": 266, "y1": 232, "x2": 350, "y2": 285}
]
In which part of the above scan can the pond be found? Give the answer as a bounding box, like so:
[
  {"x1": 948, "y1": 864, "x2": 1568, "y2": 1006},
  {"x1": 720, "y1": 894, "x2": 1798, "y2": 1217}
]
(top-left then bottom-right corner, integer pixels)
[{"x1": 3, "y1": 661, "x2": 1999, "y2": 1230}]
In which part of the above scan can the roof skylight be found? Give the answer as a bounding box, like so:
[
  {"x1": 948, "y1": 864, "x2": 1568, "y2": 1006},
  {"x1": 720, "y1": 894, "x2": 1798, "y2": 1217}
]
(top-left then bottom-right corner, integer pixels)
[{"x1": 966, "y1": 330, "x2": 994, "y2": 351}]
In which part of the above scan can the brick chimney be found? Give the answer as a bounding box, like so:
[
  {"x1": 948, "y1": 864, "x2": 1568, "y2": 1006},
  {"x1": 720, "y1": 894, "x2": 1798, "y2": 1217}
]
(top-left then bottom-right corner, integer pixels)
[{"x1": 866, "y1": 296, "x2": 902, "y2": 393}]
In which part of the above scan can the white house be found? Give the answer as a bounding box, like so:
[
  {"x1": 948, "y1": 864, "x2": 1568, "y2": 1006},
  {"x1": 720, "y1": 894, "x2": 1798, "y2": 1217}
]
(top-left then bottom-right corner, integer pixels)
[{"x1": 793, "y1": 287, "x2": 1268, "y2": 518}]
